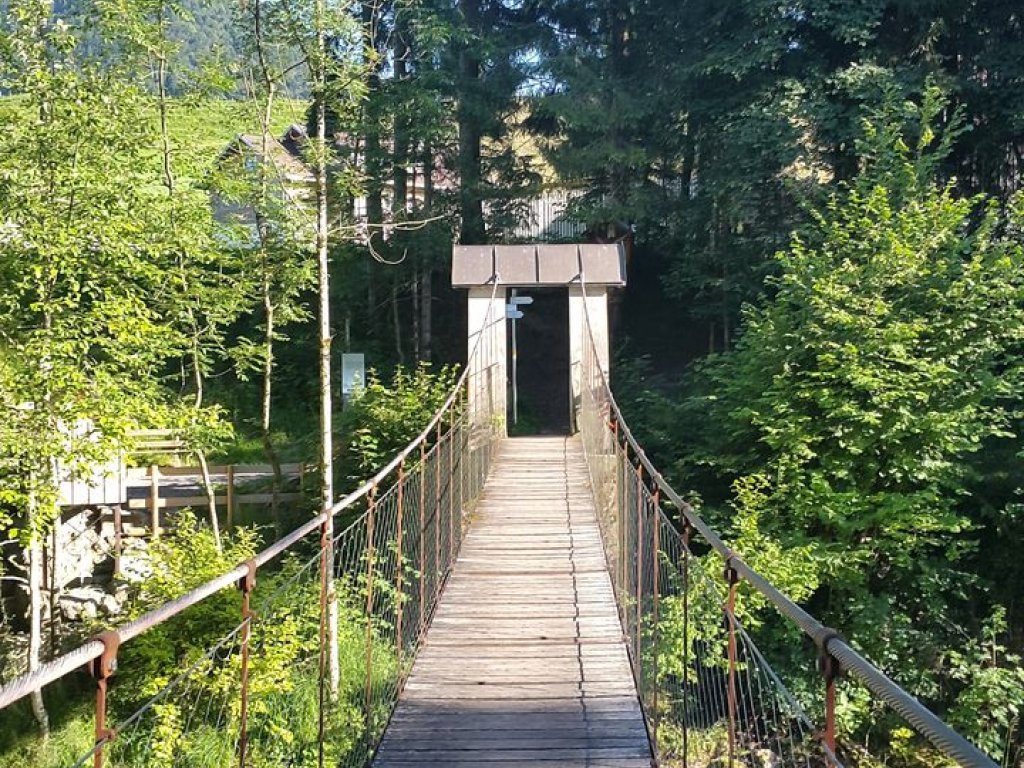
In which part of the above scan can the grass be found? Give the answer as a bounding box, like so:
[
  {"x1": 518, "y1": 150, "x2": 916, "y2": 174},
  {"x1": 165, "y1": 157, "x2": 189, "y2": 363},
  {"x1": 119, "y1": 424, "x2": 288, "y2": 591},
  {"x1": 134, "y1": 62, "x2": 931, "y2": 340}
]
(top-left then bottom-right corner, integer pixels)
[
  {"x1": 211, "y1": 428, "x2": 315, "y2": 465},
  {"x1": 155, "y1": 97, "x2": 310, "y2": 172},
  {"x1": 0, "y1": 686, "x2": 96, "y2": 768},
  {"x1": 0, "y1": 95, "x2": 309, "y2": 180}
]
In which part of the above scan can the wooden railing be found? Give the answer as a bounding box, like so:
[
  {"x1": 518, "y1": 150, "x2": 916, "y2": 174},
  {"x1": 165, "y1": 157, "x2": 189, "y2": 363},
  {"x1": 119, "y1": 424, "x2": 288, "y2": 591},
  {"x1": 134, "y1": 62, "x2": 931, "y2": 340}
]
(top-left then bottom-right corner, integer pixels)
[
  {"x1": 124, "y1": 463, "x2": 307, "y2": 538},
  {"x1": 127, "y1": 428, "x2": 190, "y2": 459}
]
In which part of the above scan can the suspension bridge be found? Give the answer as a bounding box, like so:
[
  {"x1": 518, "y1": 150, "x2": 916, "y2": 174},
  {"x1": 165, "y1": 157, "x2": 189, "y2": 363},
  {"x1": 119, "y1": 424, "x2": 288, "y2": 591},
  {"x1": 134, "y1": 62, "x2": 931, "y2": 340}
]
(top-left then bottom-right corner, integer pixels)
[{"x1": 0, "y1": 245, "x2": 998, "y2": 768}]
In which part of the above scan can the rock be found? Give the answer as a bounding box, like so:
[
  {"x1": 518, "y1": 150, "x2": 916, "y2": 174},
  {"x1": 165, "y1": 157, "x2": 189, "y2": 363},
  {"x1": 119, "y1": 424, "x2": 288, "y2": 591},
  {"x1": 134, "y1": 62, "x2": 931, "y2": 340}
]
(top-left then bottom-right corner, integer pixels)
[
  {"x1": 118, "y1": 540, "x2": 152, "y2": 583},
  {"x1": 752, "y1": 748, "x2": 782, "y2": 768},
  {"x1": 57, "y1": 585, "x2": 126, "y2": 622},
  {"x1": 53, "y1": 509, "x2": 112, "y2": 590}
]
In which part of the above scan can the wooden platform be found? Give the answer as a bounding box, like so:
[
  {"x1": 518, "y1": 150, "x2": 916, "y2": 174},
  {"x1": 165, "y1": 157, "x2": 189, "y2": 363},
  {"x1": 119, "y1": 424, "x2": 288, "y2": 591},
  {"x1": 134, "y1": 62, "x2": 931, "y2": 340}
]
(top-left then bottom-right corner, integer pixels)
[{"x1": 373, "y1": 436, "x2": 653, "y2": 768}]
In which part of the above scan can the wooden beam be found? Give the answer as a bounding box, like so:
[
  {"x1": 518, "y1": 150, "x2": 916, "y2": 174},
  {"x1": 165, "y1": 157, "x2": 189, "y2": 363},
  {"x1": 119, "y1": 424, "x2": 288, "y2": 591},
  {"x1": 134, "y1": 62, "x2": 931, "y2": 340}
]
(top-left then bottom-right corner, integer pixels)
[{"x1": 128, "y1": 493, "x2": 302, "y2": 510}]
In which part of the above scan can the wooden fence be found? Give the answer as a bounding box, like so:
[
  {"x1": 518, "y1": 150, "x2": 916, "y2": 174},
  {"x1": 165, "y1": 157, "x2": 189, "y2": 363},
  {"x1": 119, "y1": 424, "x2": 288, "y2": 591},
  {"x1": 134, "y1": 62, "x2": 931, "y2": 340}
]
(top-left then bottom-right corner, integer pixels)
[{"x1": 124, "y1": 463, "x2": 307, "y2": 540}]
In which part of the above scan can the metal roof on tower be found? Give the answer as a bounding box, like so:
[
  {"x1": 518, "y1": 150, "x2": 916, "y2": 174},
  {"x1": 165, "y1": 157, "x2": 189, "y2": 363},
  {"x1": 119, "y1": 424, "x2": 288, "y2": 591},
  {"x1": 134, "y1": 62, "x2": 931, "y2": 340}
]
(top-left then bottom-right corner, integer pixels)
[{"x1": 451, "y1": 244, "x2": 627, "y2": 287}]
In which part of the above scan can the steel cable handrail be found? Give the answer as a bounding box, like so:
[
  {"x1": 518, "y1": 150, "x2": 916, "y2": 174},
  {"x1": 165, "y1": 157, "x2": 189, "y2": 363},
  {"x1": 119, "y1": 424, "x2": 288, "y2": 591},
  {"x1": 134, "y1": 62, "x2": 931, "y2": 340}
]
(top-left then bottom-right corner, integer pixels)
[
  {"x1": 0, "y1": 277, "x2": 502, "y2": 714},
  {"x1": 576, "y1": 274, "x2": 997, "y2": 768}
]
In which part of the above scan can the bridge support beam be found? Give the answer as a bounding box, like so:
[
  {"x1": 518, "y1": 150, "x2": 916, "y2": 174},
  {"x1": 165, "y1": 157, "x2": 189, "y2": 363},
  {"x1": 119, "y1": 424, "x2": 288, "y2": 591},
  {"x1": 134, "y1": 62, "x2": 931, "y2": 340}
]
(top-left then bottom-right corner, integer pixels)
[
  {"x1": 467, "y1": 286, "x2": 506, "y2": 437},
  {"x1": 569, "y1": 284, "x2": 610, "y2": 430}
]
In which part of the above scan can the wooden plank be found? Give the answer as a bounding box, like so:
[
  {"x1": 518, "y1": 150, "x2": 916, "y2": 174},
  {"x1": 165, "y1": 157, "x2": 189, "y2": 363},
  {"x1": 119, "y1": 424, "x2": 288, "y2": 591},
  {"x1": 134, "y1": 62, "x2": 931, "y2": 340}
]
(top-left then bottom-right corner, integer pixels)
[
  {"x1": 376, "y1": 747, "x2": 648, "y2": 762},
  {"x1": 375, "y1": 762, "x2": 651, "y2": 768},
  {"x1": 377, "y1": 734, "x2": 651, "y2": 751},
  {"x1": 143, "y1": 462, "x2": 304, "y2": 478},
  {"x1": 127, "y1": 493, "x2": 302, "y2": 510},
  {"x1": 386, "y1": 711, "x2": 643, "y2": 730},
  {"x1": 149, "y1": 464, "x2": 160, "y2": 540},
  {"x1": 373, "y1": 435, "x2": 651, "y2": 767}
]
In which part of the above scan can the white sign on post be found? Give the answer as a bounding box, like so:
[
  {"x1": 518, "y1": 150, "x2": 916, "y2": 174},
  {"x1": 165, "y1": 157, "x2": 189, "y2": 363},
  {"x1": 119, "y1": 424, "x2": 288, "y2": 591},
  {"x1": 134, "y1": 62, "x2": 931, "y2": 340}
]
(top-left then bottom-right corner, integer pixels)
[
  {"x1": 342, "y1": 353, "x2": 366, "y2": 404},
  {"x1": 508, "y1": 292, "x2": 532, "y2": 426}
]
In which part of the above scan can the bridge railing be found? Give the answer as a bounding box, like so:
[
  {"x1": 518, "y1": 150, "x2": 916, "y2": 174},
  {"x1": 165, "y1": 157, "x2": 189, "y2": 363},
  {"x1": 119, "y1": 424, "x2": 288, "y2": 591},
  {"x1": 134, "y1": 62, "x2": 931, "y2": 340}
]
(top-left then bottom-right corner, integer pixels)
[
  {"x1": 576, "y1": 278, "x2": 996, "y2": 768},
  {"x1": 0, "y1": 281, "x2": 505, "y2": 768}
]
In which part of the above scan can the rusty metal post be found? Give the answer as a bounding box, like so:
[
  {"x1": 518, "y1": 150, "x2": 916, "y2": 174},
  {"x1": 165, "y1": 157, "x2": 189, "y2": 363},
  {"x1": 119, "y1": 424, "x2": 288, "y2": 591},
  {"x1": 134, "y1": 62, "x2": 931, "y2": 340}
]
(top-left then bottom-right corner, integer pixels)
[
  {"x1": 90, "y1": 630, "x2": 120, "y2": 768},
  {"x1": 724, "y1": 558, "x2": 740, "y2": 768},
  {"x1": 363, "y1": 484, "x2": 379, "y2": 747},
  {"x1": 634, "y1": 462, "x2": 644, "y2": 680},
  {"x1": 608, "y1": 415, "x2": 620, "y2": 594},
  {"x1": 226, "y1": 464, "x2": 236, "y2": 533},
  {"x1": 458, "y1": 387, "x2": 467, "y2": 522},
  {"x1": 818, "y1": 635, "x2": 841, "y2": 763},
  {"x1": 317, "y1": 518, "x2": 330, "y2": 768},
  {"x1": 448, "y1": 407, "x2": 455, "y2": 565},
  {"x1": 824, "y1": 656, "x2": 838, "y2": 756},
  {"x1": 619, "y1": 440, "x2": 630, "y2": 610},
  {"x1": 434, "y1": 421, "x2": 441, "y2": 597},
  {"x1": 238, "y1": 559, "x2": 256, "y2": 768},
  {"x1": 418, "y1": 442, "x2": 426, "y2": 632},
  {"x1": 651, "y1": 488, "x2": 661, "y2": 756},
  {"x1": 149, "y1": 464, "x2": 160, "y2": 540},
  {"x1": 682, "y1": 522, "x2": 692, "y2": 768},
  {"x1": 395, "y1": 460, "x2": 406, "y2": 658}
]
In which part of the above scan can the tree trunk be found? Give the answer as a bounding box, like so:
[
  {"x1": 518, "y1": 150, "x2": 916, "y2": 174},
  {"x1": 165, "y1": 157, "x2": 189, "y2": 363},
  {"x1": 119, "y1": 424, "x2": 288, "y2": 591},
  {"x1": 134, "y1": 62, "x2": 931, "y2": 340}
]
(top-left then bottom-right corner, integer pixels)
[
  {"x1": 157, "y1": 50, "x2": 174, "y2": 195},
  {"x1": 315, "y1": 0, "x2": 340, "y2": 696},
  {"x1": 366, "y1": 258, "x2": 376, "y2": 343},
  {"x1": 420, "y1": 268, "x2": 432, "y2": 362},
  {"x1": 607, "y1": 0, "x2": 631, "y2": 204},
  {"x1": 412, "y1": 269, "x2": 421, "y2": 362},
  {"x1": 48, "y1": 518, "x2": 58, "y2": 655},
  {"x1": 420, "y1": 148, "x2": 434, "y2": 362},
  {"x1": 254, "y1": 5, "x2": 283, "y2": 538},
  {"x1": 192, "y1": 343, "x2": 222, "y2": 552},
  {"x1": 155, "y1": 3, "x2": 221, "y2": 549},
  {"x1": 262, "y1": 289, "x2": 283, "y2": 539},
  {"x1": 27, "y1": 489, "x2": 49, "y2": 736},
  {"x1": 393, "y1": 20, "x2": 410, "y2": 218},
  {"x1": 393, "y1": 279, "x2": 404, "y2": 364},
  {"x1": 456, "y1": 0, "x2": 485, "y2": 245},
  {"x1": 681, "y1": 117, "x2": 696, "y2": 198},
  {"x1": 362, "y1": 1, "x2": 385, "y2": 232},
  {"x1": 196, "y1": 450, "x2": 222, "y2": 550}
]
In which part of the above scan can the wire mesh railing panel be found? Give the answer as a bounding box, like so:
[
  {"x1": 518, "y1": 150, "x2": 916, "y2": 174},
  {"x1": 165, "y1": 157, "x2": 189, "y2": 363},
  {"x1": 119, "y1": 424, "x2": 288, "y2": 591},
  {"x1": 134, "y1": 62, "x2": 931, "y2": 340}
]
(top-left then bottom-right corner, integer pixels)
[
  {"x1": 14, "y1": 283, "x2": 507, "y2": 768},
  {"x1": 575, "y1": 276, "x2": 994, "y2": 768},
  {"x1": 72, "y1": 621, "x2": 248, "y2": 768},
  {"x1": 579, "y1": 295, "x2": 841, "y2": 767}
]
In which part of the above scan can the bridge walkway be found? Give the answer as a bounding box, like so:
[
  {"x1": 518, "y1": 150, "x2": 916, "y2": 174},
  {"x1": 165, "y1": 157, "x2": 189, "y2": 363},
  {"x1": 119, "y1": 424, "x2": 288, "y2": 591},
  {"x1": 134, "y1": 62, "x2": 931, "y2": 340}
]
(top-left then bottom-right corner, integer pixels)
[{"x1": 373, "y1": 436, "x2": 653, "y2": 767}]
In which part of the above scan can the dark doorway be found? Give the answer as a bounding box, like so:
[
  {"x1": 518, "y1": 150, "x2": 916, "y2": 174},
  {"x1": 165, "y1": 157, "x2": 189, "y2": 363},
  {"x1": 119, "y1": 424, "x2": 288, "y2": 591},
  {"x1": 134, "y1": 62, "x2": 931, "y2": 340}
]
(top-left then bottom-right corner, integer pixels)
[{"x1": 508, "y1": 288, "x2": 571, "y2": 435}]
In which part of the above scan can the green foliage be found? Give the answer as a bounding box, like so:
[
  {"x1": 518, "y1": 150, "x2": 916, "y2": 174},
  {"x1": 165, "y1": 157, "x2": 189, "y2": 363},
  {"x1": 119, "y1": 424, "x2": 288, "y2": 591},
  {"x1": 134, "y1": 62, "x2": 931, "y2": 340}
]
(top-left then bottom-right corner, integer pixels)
[
  {"x1": 0, "y1": 0, "x2": 184, "y2": 534},
  {"x1": 103, "y1": 517, "x2": 401, "y2": 767},
  {"x1": 339, "y1": 363, "x2": 459, "y2": 483},
  {"x1": 655, "y1": 557, "x2": 729, "y2": 685},
  {"x1": 0, "y1": 701, "x2": 95, "y2": 768},
  {"x1": 945, "y1": 608, "x2": 1024, "y2": 766},
  {"x1": 677, "y1": 91, "x2": 1024, "y2": 760},
  {"x1": 119, "y1": 512, "x2": 260, "y2": 689}
]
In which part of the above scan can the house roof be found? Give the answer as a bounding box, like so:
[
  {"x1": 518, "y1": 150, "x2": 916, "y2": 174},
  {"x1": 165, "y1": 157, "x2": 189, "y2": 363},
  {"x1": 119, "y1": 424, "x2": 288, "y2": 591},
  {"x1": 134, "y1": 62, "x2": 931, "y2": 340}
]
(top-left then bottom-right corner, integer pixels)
[
  {"x1": 451, "y1": 244, "x2": 627, "y2": 288},
  {"x1": 226, "y1": 130, "x2": 313, "y2": 182}
]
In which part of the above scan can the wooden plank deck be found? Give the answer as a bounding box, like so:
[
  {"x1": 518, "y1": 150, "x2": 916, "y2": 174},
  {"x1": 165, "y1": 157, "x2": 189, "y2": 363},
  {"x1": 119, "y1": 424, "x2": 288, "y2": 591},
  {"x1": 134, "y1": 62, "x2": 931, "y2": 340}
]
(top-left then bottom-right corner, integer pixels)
[{"x1": 373, "y1": 436, "x2": 653, "y2": 768}]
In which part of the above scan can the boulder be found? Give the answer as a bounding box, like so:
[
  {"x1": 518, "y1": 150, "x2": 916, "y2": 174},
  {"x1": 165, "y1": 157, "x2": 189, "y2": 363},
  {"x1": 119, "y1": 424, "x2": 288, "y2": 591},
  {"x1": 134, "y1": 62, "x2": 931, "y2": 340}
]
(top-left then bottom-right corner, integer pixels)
[
  {"x1": 53, "y1": 509, "x2": 112, "y2": 589},
  {"x1": 57, "y1": 585, "x2": 125, "y2": 622}
]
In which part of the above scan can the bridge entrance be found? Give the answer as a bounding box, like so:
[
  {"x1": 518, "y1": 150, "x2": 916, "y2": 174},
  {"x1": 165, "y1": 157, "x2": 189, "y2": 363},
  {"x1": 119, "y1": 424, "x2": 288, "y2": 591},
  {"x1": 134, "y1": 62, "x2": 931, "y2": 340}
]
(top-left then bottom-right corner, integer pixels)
[
  {"x1": 509, "y1": 288, "x2": 571, "y2": 434},
  {"x1": 452, "y1": 244, "x2": 627, "y2": 437}
]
